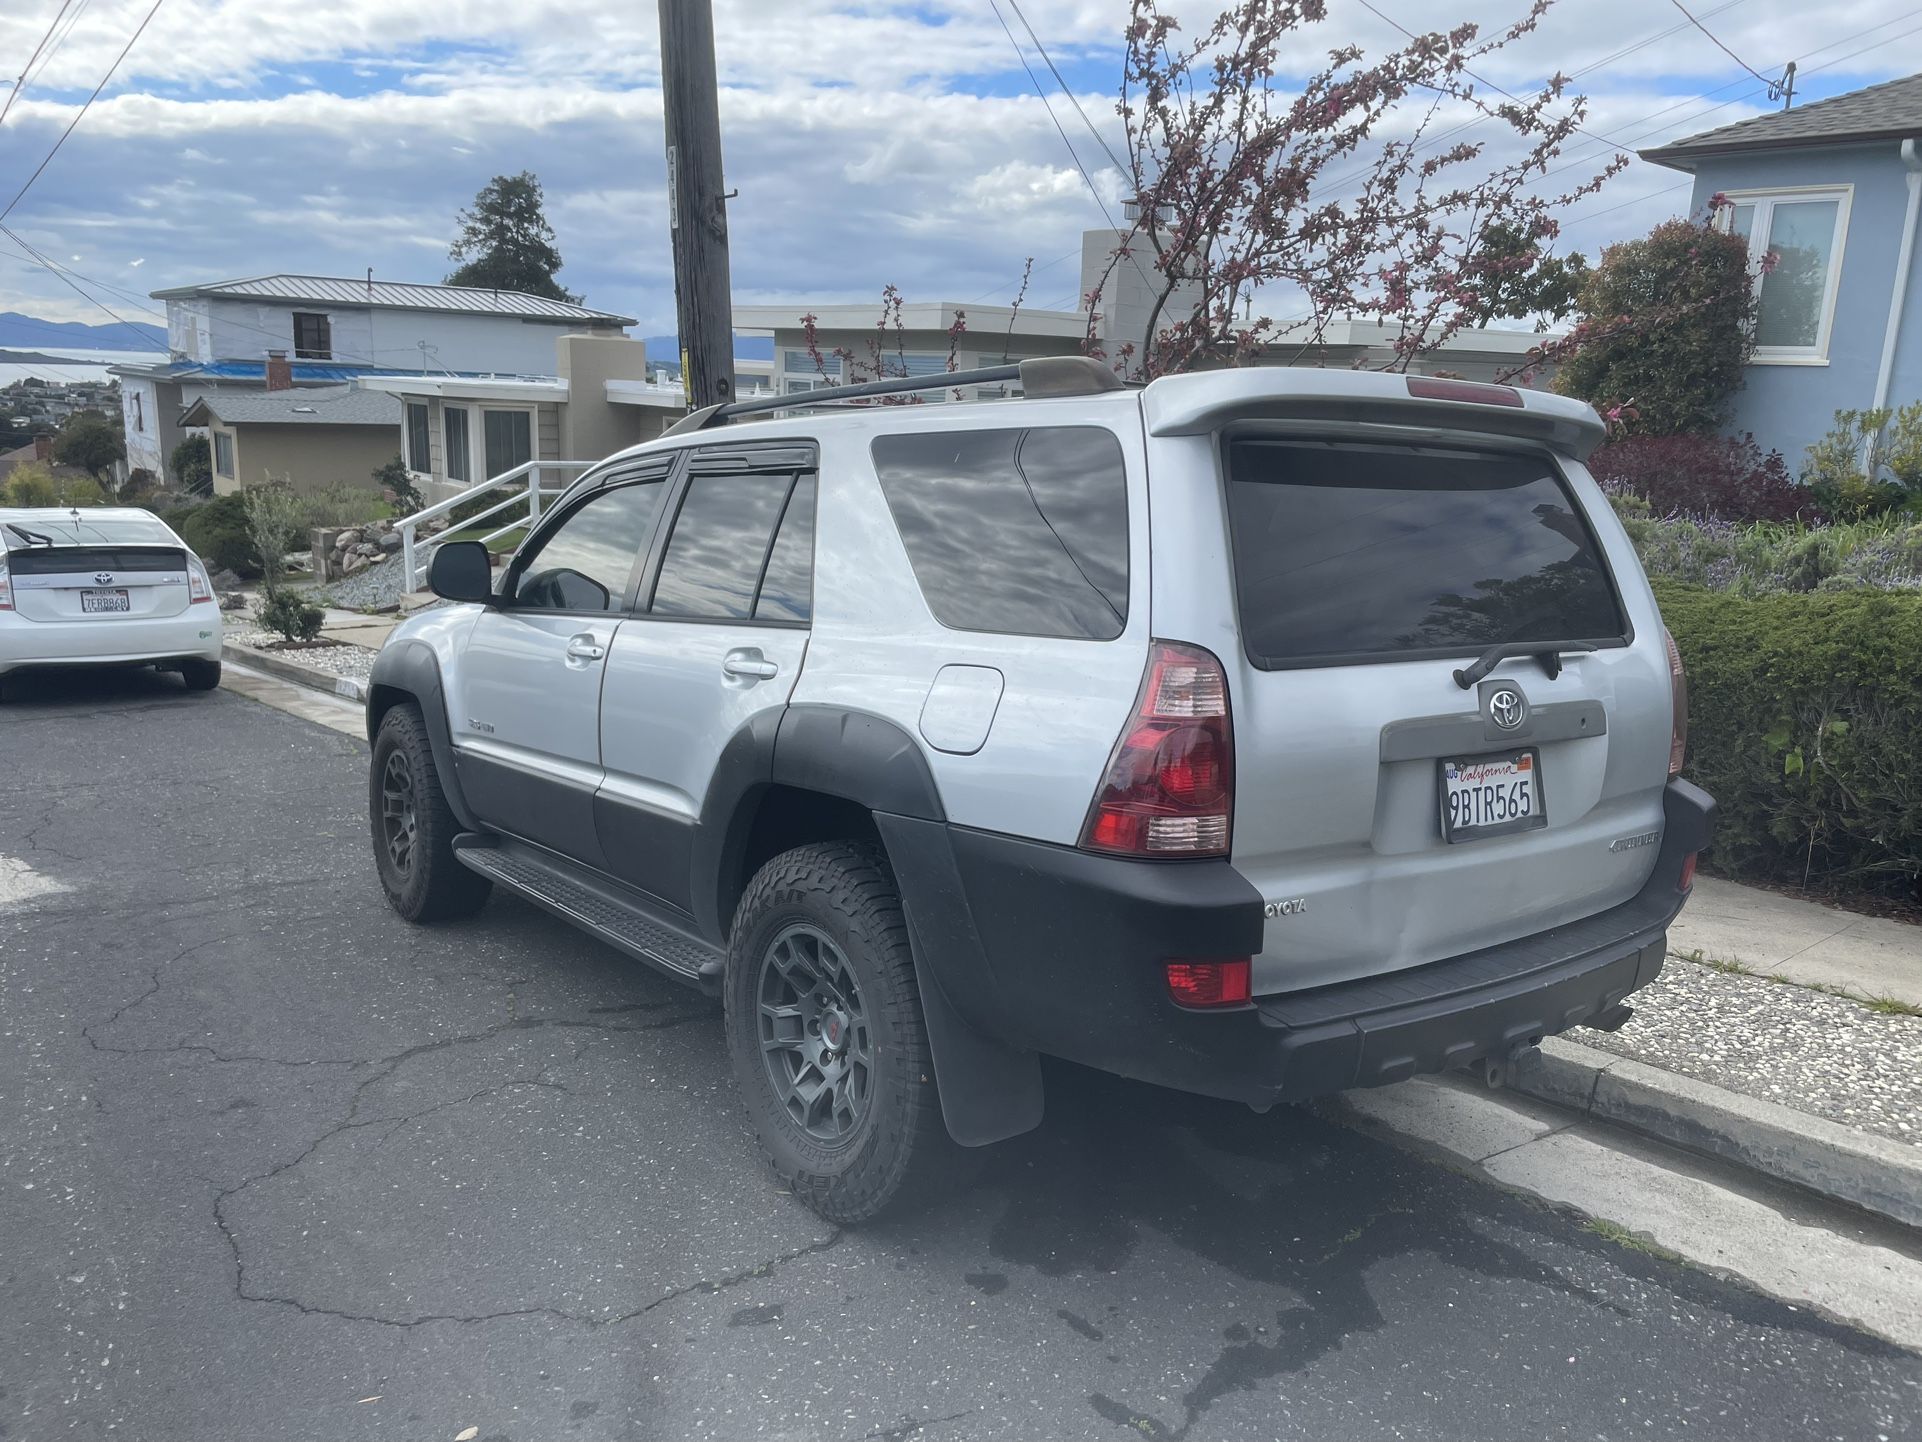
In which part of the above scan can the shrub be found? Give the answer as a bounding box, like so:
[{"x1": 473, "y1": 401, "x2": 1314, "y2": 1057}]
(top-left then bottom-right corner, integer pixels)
[
  {"x1": 242, "y1": 481, "x2": 307, "y2": 593},
  {"x1": 1657, "y1": 579, "x2": 1922, "y2": 897},
  {"x1": 1590, "y1": 433, "x2": 1818, "y2": 523},
  {"x1": 176, "y1": 493, "x2": 262, "y2": 577},
  {"x1": 304, "y1": 482, "x2": 392, "y2": 529},
  {"x1": 258, "y1": 588, "x2": 324, "y2": 644},
  {"x1": 2, "y1": 461, "x2": 60, "y2": 506},
  {"x1": 1801, "y1": 402, "x2": 1922, "y2": 520},
  {"x1": 1621, "y1": 505, "x2": 1922, "y2": 595},
  {"x1": 1552, "y1": 214, "x2": 1758, "y2": 435},
  {"x1": 170, "y1": 435, "x2": 214, "y2": 498},
  {"x1": 373, "y1": 454, "x2": 422, "y2": 512}
]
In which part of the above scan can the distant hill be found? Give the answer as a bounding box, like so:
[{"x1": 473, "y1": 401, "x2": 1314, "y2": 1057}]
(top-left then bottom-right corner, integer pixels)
[{"x1": 0, "y1": 311, "x2": 165, "y2": 352}]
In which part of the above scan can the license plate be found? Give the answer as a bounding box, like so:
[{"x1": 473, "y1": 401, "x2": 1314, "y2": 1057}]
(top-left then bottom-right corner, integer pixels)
[
  {"x1": 80, "y1": 589, "x2": 130, "y2": 613},
  {"x1": 1440, "y1": 749, "x2": 1546, "y2": 842}
]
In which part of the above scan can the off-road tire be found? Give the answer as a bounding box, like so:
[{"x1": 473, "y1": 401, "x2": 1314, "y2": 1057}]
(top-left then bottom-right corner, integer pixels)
[
  {"x1": 370, "y1": 703, "x2": 491, "y2": 922},
  {"x1": 724, "y1": 841, "x2": 948, "y2": 1224},
  {"x1": 179, "y1": 658, "x2": 222, "y2": 691}
]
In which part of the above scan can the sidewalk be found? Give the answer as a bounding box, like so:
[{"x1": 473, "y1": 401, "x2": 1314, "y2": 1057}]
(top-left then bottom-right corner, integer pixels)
[{"x1": 1671, "y1": 876, "x2": 1922, "y2": 1007}]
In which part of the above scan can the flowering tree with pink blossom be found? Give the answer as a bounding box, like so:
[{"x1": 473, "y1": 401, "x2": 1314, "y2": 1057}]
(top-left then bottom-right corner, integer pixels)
[{"x1": 1086, "y1": 0, "x2": 1623, "y2": 377}]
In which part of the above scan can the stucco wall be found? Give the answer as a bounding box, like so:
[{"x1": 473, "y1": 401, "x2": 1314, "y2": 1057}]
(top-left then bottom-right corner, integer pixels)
[
  {"x1": 1685, "y1": 141, "x2": 1922, "y2": 466},
  {"x1": 193, "y1": 297, "x2": 621, "y2": 376},
  {"x1": 210, "y1": 422, "x2": 397, "y2": 497}
]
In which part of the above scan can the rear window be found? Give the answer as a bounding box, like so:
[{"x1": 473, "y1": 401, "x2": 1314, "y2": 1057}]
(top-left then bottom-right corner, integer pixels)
[
  {"x1": 4, "y1": 546, "x2": 184, "y2": 574},
  {"x1": 871, "y1": 426, "x2": 1129, "y2": 640},
  {"x1": 1225, "y1": 440, "x2": 1626, "y2": 667}
]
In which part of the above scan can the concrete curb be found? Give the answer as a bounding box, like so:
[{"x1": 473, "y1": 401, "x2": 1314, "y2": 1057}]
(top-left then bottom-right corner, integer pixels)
[
  {"x1": 221, "y1": 643, "x2": 367, "y2": 704},
  {"x1": 1509, "y1": 1035, "x2": 1922, "y2": 1230}
]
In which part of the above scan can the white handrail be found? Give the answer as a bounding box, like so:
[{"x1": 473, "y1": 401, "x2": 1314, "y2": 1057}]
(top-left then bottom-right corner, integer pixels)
[{"x1": 396, "y1": 459, "x2": 591, "y2": 591}]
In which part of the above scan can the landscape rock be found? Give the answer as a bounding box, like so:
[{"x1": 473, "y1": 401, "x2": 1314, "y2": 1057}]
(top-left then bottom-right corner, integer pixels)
[
  {"x1": 344, "y1": 553, "x2": 370, "y2": 574},
  {"x1": 209, "y1": 568, "x2": 243, "y2": 591},
  {"x1": 378, "y1": 532, "x2": 402, "y2": 553},
  {"x1": 218, "y1": 591, "x2": 247, "y2": 611},
  {"x1": 336, "y1": 528, "x2": 363, "y2": 548}
]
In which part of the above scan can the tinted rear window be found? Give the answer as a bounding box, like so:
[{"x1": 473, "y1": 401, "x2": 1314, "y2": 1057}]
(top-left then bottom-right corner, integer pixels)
[
  {"x1": 5, "y1": 546, "x2": 184, "y2": 574},
  {"x1": 1225, "y1": 441, "x2": 1626, "y2": 666},
  {"x1": 871, "y1": 426, "x2": 1129, "y2": 640}
]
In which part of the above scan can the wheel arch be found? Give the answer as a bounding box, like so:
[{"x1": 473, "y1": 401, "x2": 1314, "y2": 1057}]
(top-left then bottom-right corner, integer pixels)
[{"x1": 366, "y1": 639, "x2": 481, "y2": 831}]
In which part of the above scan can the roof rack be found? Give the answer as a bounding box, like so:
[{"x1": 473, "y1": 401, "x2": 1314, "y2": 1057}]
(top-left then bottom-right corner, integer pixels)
[{"x1": 663, "y1": 355, "x2": 1126, "y2": 436}]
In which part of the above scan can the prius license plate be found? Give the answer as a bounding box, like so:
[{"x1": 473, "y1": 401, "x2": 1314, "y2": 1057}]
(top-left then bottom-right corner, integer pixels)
[
  {"x1": 1440, "y1": 750, "x2": 1545, "y2": 842},
  {"x1": 81, "y1": 589, "x2": 131, "y2": 613}
]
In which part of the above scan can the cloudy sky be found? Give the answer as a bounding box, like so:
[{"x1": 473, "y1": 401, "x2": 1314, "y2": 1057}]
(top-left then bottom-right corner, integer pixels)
[{"x1": 1, "y1": 0, "x2": 1918, "y2": 339}]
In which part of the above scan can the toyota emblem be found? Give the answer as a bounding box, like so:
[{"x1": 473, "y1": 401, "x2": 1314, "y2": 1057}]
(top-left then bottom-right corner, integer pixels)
[
  {"x1": 95, "y1": 572, "x2": 114, "y2": 585},
  {"x1": 1488, "y1": 687, "x2": 1528, "y2": 731}
]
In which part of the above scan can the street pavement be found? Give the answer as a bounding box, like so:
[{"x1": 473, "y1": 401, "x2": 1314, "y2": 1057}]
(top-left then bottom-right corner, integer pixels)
[{"x1": 3, "y1": 667, "x2": 1918, "y2": 1442}]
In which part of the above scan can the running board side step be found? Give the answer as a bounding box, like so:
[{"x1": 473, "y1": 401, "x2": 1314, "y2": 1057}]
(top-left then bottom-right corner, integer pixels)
[{"x1": 453, "y1": 837, "x2": 725, "y2": 995}]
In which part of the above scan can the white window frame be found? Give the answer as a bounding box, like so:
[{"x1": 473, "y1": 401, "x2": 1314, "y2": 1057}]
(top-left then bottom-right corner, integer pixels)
[
  {"x1": 443, "y1": 404, "x2": 471, "y2": 485},
  {"x1": 478, "y1": 403, "x2": 537, "y2": 479},
  {"x1": 404, "y1": 401, "x2": 434, "y2": 479},
  {"x1": 1716, "y1": 184, "x2": 1852, "y2": 366}
]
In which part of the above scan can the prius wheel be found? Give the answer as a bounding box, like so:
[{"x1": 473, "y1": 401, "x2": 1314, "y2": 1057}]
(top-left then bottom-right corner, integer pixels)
[
  {"x1": 369, "y1": 703, "x2": 490, "y2": 922},
  {"x1": 725, "y1": 842, "x2": 949, "y2": 1224},
  {"x1": 179, "y1": 658, "x2": 221, "y2": 691}
]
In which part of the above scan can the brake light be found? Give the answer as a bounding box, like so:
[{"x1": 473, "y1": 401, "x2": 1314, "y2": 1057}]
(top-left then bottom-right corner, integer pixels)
[
  {"x1": 1406, "y1": 376, "x2": 1523, "y2": 408},
  {"x1": 0, "y1": 556, "x2": 10, "y2": 610},
  {"x1": 1166, "y1": 959, "x2": 1251, "y2": 1008},
  {"x1": 187, "y1": 559, "x2": 214, "y2": 605},
  {"x1": 1677, "y1": 852, "x2": 1698, "y2": 892},
  {"x1": 1664, "y1": 627, "x2": 1687, "y2": 776},
  {"x1": 1081, "y1": 640, "x2": 1234, "y2": 857}
]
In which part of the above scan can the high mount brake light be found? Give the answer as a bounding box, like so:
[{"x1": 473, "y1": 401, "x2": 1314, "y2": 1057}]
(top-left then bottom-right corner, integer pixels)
[{"x1": 1081, "y1": 641, "x2": 1234, "y2": 858}]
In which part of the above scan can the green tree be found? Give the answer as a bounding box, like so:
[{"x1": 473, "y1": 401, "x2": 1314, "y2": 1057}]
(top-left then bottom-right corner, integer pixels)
[
  {"x1": 445, "y1": 171, "x2": 580, "y2": 303},
  {"x1": 1550, "y1": 215, "x2": 1757, "y2": 435},
  {"x1": 170, "y1": 434, "x2": 213, "y2": 497},
  {"x1": 1468, "y1": 222, "x2": 1589, "y2": 329},
  {"x1": 52, "y1": 409, "x2": 125, "y2": 496}
]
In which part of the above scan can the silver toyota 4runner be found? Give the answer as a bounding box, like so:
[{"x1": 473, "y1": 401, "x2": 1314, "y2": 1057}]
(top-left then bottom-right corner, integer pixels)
[{"x1": 365, "y1": 358, "x2": 1714, "y2": 1223}]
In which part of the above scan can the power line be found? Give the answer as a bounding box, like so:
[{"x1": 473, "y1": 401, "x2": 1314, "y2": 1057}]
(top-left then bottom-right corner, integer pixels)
[
  {"x1": 0, "y1": 0, "x2": 166, "y2": 226},
  {"x1": 1667, "y1": 0, "x2": 1782, "y2": 93},
  {"x1": 0, "y1": 224, "x2": 159, "y2": 350},
  {"x1": 999, "y1": 0, "x2": 1129, "y2": 176},
  {"x1": 0, "y1": 0, "x2": 78, "y2": 129}
]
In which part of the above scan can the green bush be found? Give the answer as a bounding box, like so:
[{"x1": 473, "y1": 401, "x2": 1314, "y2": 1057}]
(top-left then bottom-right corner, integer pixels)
[
  {"x1": 305, "y1": 482, "x2": 392, "y2": 529},
  {"x1": 1657, "y1": 579, "x2": 1922, "y2": 897},
  {"x1": 1800, "y1": 402, "x2": 1922, "y2": 520},
  {"x1": 258, "y1": 588, "x2": 324, "y2": 643},
  {"x1": 176, "y1": 493, "x2": 262, "y2": 578}
]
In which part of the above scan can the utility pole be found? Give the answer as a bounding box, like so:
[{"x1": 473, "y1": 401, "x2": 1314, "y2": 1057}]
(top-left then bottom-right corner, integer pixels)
[{"x1": 658, "y1": 0, "x2": 735, "y2": 409}]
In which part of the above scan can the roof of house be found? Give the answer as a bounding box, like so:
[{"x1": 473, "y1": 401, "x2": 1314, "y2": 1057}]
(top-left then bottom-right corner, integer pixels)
[
  {"x1": 1641, "y1": 72, "x2": 1922, "y2": 168},
  {"x1": 179, "y1": 384, "x2": 400, "y2": 428},
  {"x1": 148, "y1": 274, "x2": 636, "y2": 325}
]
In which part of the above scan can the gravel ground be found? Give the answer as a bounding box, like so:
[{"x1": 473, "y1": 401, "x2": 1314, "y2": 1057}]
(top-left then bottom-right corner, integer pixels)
[
  {"x1": 225, "y1": 627, "x2": 379, "y2": 684},
  {"x1": 311, "y1": 556, "x2": 410, "y2": 611},
  {"x1": 1585, "y1": 958, "x2": 1922, "y2": 1146}
]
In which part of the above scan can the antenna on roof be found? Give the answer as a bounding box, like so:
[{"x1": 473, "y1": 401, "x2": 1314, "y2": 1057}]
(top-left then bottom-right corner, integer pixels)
[
  {"x1": 1771, "y1": 61, "x2": 1797, "y2": 110},
  {"x1": 366, "y1": 267, "x2": 374, "y2": 297}
]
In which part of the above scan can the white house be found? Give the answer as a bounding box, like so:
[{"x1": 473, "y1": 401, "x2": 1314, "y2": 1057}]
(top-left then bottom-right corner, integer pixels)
[{"x1": 110, "y1": 274, "x2": 635, "y2": 483}]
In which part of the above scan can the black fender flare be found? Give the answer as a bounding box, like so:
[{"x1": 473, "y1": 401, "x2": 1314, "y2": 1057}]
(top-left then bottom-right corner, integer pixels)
[{"x1": 365, "y1": 640, "x2": 481, "y2": 832}]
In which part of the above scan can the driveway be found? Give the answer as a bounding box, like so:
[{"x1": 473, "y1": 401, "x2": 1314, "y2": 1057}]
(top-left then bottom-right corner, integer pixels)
[{"x1": 2, "y1": 669, "x2": 1917, "y2": 1441}]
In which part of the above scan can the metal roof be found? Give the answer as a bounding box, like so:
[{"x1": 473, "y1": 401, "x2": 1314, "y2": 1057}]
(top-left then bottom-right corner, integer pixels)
[
  {"x1": 179, "y1": 384, "x2": 401, "y2": 428},
  {"x1": 149, "y1": 274, "x2": 636, "y2": 325},
  {"x1": 1642, "y1": 72, "x2": 1922, "y2": 168}
]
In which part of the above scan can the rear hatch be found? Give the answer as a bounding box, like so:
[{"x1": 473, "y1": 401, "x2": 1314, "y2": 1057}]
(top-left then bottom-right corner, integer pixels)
[
  {"x1": 1155, "y1": 416, "x2": 1673, "y2": 997},
  {"x1": 6, "y1": 544, "x2": 192, "y2": 622}
]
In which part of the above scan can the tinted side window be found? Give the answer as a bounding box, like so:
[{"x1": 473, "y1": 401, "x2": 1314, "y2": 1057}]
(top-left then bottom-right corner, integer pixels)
[
  {"x1": 511, "y1": 478, "x2": 665, "y2": 613},
  {"x1": 871, "y1": 426, "x2": 1128, "y2": 640},
  {"x1": 754, "y1": 473, "x2": 816, "y2": 623},
  {"x1": 1224, "y1": 441, "x2": 1627, "y2": 666},
  {"x1": 651, "y1": 471, "x2": 794, "y2": 620}
]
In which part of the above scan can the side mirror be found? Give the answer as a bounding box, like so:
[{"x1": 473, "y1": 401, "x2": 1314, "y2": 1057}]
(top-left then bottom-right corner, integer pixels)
[{"x1": 428, "y1": 540, "x2": 495, "y2": 604}]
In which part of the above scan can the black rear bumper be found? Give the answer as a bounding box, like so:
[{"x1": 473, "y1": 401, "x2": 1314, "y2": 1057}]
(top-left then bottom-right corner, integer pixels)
[{"x1": 882, "y1": 778, "x2": 1713, "y2": 1111}]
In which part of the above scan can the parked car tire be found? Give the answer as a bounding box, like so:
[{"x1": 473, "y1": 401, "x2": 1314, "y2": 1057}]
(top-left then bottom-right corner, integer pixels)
[
  {"x1": 725, "y1": 841, "x2": 949, "y2": 1224},
  {"x1": 179, "y1": 658, "x2": 221, "y2": 692},
  {"x1": 369, "y1": 703, "x2": 491, "y2": 922}
]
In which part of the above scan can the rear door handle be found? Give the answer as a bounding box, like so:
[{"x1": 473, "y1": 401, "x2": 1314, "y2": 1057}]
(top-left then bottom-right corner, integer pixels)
[
  {"x1": 722, "y1": 648, "x2": 779, "y2": 680},
  {"x1": 565, "y1": 635, "x2": 606, "y2": 663}
]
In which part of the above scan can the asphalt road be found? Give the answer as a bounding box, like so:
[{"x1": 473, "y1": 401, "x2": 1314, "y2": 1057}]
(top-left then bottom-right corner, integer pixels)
[{"x1": 3, "y1": 668, "x2": 1918, "y2": 1442}]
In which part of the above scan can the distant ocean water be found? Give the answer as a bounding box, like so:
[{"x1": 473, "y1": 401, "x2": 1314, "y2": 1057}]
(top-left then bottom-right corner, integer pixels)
[{"x1": 0, "y1": 347, "x2": 166, "y2": 388}]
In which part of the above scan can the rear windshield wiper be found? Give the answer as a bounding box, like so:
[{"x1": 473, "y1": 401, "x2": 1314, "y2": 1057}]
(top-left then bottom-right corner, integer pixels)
[
  {"x1": 1453, "y1": 640, "x2": 1597, "y2": 690},
  {"x1": 4, "y1": 522, "x2": 54, "y2": 547}
]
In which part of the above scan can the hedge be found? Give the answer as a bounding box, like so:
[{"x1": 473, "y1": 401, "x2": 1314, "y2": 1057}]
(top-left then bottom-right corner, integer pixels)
[
  {"x1": 175, "y1": 492, "x2": 262, "y2": 578},
  {"x1": 1655, "y1": 579, "x2": 1922, "y2": 896}
]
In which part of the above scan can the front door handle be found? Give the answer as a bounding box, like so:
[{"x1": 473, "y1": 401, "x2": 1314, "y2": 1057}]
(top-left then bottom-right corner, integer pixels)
[
  {"x1": 722, "y1": 648, "x2": 779, "y2": 680},
  {"x1": 565, "y1": 634, "x2": 606, "y2": 664}
]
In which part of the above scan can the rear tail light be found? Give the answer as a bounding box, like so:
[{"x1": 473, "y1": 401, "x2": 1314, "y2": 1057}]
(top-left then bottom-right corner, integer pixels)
[
  {"x1": 1677, "y1": 852, "x2": 1698, "y2": 892},
  {"x1": 187, "y1": 559, "x2": 214, "y2": 605},
  {"x1": 0, "y1": 556, "x2": 11, "y2": 610},
  {"x1": 1406, "y1": 376, "x2": 1524, "y2": 407},
  {"x1": 1165, "y1": 958, "x2": 1251, "y2": 1008},
  {"x1": 1664, "y1": 627, "x2": 1688, "y2": 776},
  {"x1": 1080, "y1": 641, "x2": 1234, "y2": 857}
]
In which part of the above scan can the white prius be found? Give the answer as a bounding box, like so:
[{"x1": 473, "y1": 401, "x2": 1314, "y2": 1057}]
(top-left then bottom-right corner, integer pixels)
[{"x1": 0, "y1": 506, "x2": 223, "y2": 695}]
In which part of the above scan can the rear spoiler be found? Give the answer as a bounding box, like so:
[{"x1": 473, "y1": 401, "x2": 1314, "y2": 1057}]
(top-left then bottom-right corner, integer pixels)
[{"x1": 1140, "y1": 369, "x2": 1606, "y2": 460}]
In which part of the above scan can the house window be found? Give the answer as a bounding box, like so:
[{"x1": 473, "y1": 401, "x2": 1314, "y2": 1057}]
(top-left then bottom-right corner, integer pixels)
[
  {"x1": 1720, "y1": 187, "x2": 1850, "y2": 361},
  {"x1": 444, "y1": 406, "x2": 471, "y2": 485},
  {"x1": 293, "y1": 311, "x2": 332, "y2": 360},
  {"x1": 482, "y1": 408, "x2": 533, "y2": 478},
  {"x1": 213, "y1": 430, "x2": 234, "y2": 479},
  {"x1": 405, "y1": 402, "x2": 432, "y2": 474}
]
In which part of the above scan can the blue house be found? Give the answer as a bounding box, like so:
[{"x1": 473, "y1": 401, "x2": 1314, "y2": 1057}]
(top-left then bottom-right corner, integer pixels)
[{"x1": 1642, "y1": 73, "x2": 1922, "y2": 467}]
